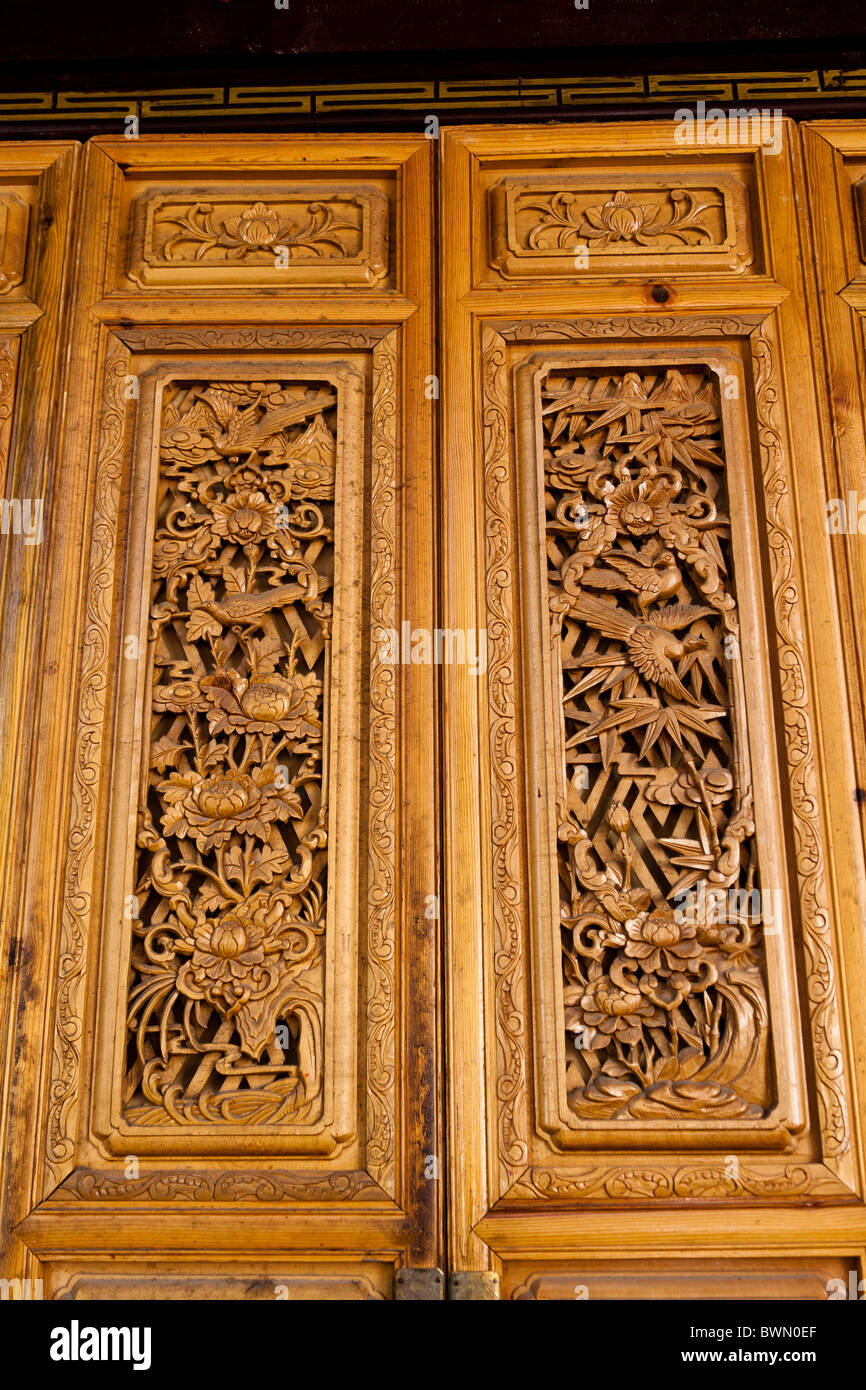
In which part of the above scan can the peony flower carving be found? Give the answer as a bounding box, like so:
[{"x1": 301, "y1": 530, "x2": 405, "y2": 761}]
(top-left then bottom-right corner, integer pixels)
[{"x1": 158, "y1": 765, "x2": 300, "y2": 852}]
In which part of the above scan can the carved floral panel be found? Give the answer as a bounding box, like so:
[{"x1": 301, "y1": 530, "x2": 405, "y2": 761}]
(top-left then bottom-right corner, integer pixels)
[
  {"x1": 490, "y1": 174, "x2": 754, "y2": 278},
  {"x1": 513, "y1": 350, "x2": 805, "y2": 1150},
  {"x1": 127, "y1": 186, "x2": 389, "y2": 288},
  {"x1": 543, "y1": 365, "x2": 767, "y2": 1121},
  {"x1": 93, "y1": 360, "x2": 366, "y2": 1155},
  {"x1": 124, "y1": 379, "x2": 336, "y2": 1126}
]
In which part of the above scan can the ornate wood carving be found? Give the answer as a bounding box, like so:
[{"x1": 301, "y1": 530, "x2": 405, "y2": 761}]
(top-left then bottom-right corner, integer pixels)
[
  {"x1": 118, "y1": 327, "x2": 390, "y2": 352},
  {"x1": 0, "y1": 133, "x2": 435, "y2": 1297},
  {"x1": 538, "y1": 362, "x2": 768, "y2": 1122},
  {"x1": 128, "y1": 185, "x2": 389, "y2": 288},
  {"x1": 45, "y1": 346, "x2": 132, "y2": 1190},
  {"x1": 0, "y1": 192, "x2": 29, "y2": 295},
  {"x1": 123, "y1": 376, "x2": 337, "y2": 1127},
  {"x1": 496, "y1": 316, "x2": 764, "y2": 342},
  {"x1": 521, "y1": 188, "x2": 722, "y2": 250},
  {"x1": 0, "y1": 336, "x2": 17, "y2": 466},
  {"x1": 48, "y1": 341, "x2": 401, "y2": 1192},
  {"x1": 490, "y1": 174, "x2": 753, "y2": 278},
  {"x1": 366, "y1": 334, "x2": 399, "y2": 1191},
  {"x1": 509, "y1": 1161, "x2": 851, "y2": 1201},
  {"x1": 55, "y1": 1167, "x2": 380, "y2": 1201},
  {"x1": 474, "y1": 326, "x2": 851, "y2": 1199},
  {"x1": 481, "y1": 326, "x2": 528, "y2": 1189}
]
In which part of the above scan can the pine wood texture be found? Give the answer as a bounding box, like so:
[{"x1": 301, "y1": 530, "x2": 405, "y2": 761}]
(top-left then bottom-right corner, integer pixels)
[{"x1": 440, "y1": 121, "x2": 866, "y2": 1295}]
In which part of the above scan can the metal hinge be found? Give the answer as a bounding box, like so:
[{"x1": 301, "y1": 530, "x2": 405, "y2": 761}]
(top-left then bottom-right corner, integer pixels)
[
  {"x1": 447, "y1": 1271, "x2": 502, "y2": 1300},
  {"x1": 394, "y1": 1268, "x2": 502, "y2": 1300},
  {"x1": 394, "y1": 1268, "x2": 445, "y2": 1300}
]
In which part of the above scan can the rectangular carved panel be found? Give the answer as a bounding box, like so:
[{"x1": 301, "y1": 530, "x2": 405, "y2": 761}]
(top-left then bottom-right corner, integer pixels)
[
  {"x1": 538, "y1": 363, "x2": 770, "y2": 1124},
  {"x1": 506, "y1": 1258, "x2": 854, "y2": 1301},
  {"x1": 124, "y1": 377, "x2": 340, "y2": 1129},
  {"x1": 93, "y1": 358, "x2": 365, "y2": 1156},
  {"x1": 513, "y1": 345, "x2": 805, "y2": 1153},
  {"x1": 128, "y1": 185, "x2": 389, "y2": 288},
  {"x1": 489, "y1": 170, "x2": 754, "y2": 279}
]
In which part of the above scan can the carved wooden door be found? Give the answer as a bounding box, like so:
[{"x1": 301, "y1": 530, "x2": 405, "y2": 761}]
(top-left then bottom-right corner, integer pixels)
[
  {"x1": 2, "y1": 123, "x2": 866, "y2": 1303},
  {"x1": 1, "y1": 135, "x2": 440, "y2": 1299},
  {"x1": 440, "y1": 122, "x2": 866, "y2": 1299}
]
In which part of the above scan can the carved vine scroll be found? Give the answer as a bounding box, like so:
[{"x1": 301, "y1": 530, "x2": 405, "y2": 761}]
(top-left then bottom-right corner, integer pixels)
[
  {"x1": 0, "y1": 336, "x2": 17, "y2": 463},
  {"x1": 123, "y1": 379, "x2": 337, "y2": 1126},
  {"x1": 541, "y1": 364, "x2": 772, "y2": 1121}
]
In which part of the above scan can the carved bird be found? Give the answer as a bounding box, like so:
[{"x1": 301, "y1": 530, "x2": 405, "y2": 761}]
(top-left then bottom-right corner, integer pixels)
[
  {"x1": 198, "y1": 388, "x2": 337, "y2": 460},
  {"x1": 566, "y1": 593, "x2": 712, "y2": 705},
  {"x1": 190, "y1": 575, "x2": 329, "y2": 633},
  {"x1": 579, "y1": 550, "x2": 683, "y2": 612}
]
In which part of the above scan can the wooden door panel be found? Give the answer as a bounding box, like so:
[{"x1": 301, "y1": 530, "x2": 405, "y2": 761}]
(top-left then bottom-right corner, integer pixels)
[
  {"x1": 3, "y1": 135, "x2": 438, "y2": 1298},
  {"x1": 441, "y1": 121, "x2": 866, "y2": 1296}
]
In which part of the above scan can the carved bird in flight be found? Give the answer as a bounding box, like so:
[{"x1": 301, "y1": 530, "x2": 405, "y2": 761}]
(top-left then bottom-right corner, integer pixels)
[
  {"x1": 579, "y1": 549, "x2": 683, "y2": 612},
  {"x1": 198, "y1": 387, "x2": 337, "y2": 460},
  {"x1": 566, "y1": 593, "x2": 712, "y2": 705}
]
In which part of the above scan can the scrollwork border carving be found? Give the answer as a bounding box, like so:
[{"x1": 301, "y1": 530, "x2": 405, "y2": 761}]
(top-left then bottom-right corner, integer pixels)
[
  {"x1": 750, "y1": 320, "x2": 852, "y2": 1181},
  {"x1": 45, "y1": 342, "x2": 131, "y2": 1191},
  {"x1": 481, "y1": 324, "x2": 529, "y2": 1192},
  {"x1": 366, "y1": 331, "x2": 399, "y2": 1193}
]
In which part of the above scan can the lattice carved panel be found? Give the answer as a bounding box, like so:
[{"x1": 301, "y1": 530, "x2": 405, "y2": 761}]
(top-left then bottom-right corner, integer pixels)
[
  {"x1": 543, "y1": 365, "x2": 765, "y2": 1120},
  {"x1": 512, "y1": 346, "x2": 806, "y2": 1152}
]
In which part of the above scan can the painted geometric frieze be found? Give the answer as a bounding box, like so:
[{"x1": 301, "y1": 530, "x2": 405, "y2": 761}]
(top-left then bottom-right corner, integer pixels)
[
  {"x1": 538, "y1": 365, "x2": 772, "y2": 1122},
  {"x1": 123, "y1": 379, "x2": 337, "y2": 1126},
  {"x1": 0, "y1": 192, "x2": 30, "y2": 294},
  {"x1": 490, "y1": 176, "x2": 753, "y2": 277},
  {"x1": 127, "y1": 185, "x2": 389, "y2": 287}
]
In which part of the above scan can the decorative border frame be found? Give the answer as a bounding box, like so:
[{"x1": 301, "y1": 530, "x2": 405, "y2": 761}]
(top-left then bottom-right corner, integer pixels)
[{"x1": 2, "y1": 72, "x2": 866, "y2": 129}]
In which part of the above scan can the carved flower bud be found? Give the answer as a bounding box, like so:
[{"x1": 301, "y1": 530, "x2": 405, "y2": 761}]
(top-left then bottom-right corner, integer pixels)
[{"x1": 606, "y1": 800, "x2": 630, "y2": 835}]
